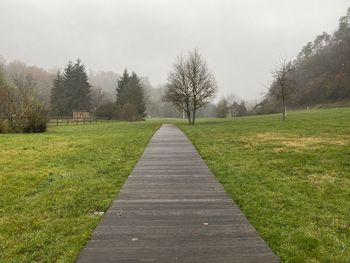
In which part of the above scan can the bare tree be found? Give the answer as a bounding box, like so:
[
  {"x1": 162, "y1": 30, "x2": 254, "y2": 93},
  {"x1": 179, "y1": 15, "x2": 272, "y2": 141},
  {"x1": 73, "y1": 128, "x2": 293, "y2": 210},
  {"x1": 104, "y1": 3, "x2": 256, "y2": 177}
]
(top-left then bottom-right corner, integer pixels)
[
  {"x1": 12, "y1": 72, "x2": 37, "y2": 107},
  {"x1": 91, "y1": 86, "x2": 108, "y2": 114},
  {"x1": 164, "y1": 48, "x2": 217, "y2": 124},
  {"x1": 225, "y1": 93, "x2": 240, "y2": 117},
  {"x1": 0, "y1": 69, "x2": 10, "y2": 120},
  {"x1": 216, "y1": 97, "x2": 229, "y2": 118},
  {"x1": 6, "y1": 61, "x2": 53, "y2": 104},
  {"x1": 270, "y1": 58, "x2": 294, "y2": 121},
  {"x1": 1, "y1": 72, "x2": 49, "y2": 132}
]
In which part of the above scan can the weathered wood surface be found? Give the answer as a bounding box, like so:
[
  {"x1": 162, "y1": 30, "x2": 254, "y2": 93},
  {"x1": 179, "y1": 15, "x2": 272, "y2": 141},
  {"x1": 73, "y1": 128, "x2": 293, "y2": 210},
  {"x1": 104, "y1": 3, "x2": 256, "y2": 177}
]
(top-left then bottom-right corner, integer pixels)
[{"x1": 76, "y1": 124, "x2": 279, "y2": 263}]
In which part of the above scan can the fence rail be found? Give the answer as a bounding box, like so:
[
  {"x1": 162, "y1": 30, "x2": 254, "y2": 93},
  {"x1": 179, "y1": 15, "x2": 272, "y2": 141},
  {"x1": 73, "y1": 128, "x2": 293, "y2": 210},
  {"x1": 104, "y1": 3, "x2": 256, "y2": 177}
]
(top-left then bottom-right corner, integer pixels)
[{"x1": 49, "y1": 117, "x2": 112, "y2": 126}]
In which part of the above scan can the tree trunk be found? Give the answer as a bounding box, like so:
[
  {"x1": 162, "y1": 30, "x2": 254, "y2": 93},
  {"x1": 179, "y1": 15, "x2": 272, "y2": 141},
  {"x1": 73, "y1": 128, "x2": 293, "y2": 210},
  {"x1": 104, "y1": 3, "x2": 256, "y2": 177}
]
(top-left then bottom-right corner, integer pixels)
[
  {"x1": 184, "y1": 102, "x2": 192, "y2": 124},
  {"x1": 187, "y1": 110, "x2": 192, "y2": 124},
  {"x1": 282, "y1": 85, "x2": 286, "y2": 121},
  {"x1": 192, "y1": 109, "x2": 196, "y2": 124}
]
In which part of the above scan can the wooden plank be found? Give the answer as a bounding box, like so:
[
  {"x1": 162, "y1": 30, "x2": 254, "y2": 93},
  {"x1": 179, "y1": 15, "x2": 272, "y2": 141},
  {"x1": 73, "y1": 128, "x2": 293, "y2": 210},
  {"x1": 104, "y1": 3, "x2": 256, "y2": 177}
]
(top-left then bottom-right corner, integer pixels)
[{"x1": 76, "y1": 124, "x2": 279, "y2": 263}]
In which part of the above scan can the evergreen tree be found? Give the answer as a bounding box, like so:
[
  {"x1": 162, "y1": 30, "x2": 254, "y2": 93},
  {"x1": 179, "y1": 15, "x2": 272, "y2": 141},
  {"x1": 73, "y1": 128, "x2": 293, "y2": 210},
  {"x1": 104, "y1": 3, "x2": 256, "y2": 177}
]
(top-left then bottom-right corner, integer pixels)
[
  {"x1": 128, "y1": 72, "x2": 146, "y2": 117},
  {"x1": 50, "y1": 59, "x2": 92, "y2": 116},
  {"x1": 50, "y1": 71, "x2": 65, "y2": 115},
  {"x1": 116, "y1": 69, "x2": 130, "y2": 107},
  {"x1": 68, "y1": 59, "x2": 92, "y2": 112},
  {"x1": 115, "y1": 69, "x2": 146, "y2": 119}
]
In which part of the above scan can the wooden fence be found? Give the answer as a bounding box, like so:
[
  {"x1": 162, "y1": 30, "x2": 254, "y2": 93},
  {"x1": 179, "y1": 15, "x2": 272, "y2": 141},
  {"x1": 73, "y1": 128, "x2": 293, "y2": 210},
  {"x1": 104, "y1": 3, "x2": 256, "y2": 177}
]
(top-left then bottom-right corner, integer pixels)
[{"x1": 49, "y1": 117, "x2": 112, "y2": 126}]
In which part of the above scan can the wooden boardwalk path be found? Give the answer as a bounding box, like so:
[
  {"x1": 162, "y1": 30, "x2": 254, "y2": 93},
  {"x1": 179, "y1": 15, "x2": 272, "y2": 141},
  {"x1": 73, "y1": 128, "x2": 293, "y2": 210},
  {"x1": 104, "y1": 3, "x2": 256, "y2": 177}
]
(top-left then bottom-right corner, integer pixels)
[{"x1": 76, "y1": 124, "x2": 279, "y2": 263}]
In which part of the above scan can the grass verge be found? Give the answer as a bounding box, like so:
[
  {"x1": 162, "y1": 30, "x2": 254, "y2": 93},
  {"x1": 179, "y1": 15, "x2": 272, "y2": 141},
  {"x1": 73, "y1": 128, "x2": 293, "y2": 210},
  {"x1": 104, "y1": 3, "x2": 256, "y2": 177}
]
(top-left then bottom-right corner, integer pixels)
[
  {"x1": 178, "y1": 108, "x2": 350, "y2": 263},
  {"x1": 0, "y1": 122, "x2": 160, "y2": 262}
]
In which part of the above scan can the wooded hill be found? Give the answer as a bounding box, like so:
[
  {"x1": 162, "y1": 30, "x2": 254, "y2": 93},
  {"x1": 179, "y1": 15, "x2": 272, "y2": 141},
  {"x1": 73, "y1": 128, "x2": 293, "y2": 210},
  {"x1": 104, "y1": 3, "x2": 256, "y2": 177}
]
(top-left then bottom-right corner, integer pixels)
[{"x1": 257, "y1": 7, "x2": 350, "y2": 114}]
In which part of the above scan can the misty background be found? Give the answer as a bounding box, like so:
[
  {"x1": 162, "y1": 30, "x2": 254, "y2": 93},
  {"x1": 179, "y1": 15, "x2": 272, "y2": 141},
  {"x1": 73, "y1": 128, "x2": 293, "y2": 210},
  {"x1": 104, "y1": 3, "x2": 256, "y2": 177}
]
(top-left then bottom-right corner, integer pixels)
[{"x1": 1, "y1": 0, "x2": 349, "y2": 102}]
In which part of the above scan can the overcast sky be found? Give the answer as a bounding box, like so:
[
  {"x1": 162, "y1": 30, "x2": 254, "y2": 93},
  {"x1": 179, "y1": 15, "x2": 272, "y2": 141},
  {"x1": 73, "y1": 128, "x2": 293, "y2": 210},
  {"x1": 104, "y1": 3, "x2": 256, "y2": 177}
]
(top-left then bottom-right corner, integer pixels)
[{"x1": 0, "y1": 0, "x2": 348, "y2": 100}]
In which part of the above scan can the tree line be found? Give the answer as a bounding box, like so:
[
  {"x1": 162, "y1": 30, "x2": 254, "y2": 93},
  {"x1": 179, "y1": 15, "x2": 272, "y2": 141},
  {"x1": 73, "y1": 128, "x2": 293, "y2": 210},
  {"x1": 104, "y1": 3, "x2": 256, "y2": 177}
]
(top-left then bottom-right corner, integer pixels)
[
  {"x1": 0, "y1": 58, "x2": 148, "y2": 133},
  {"x1": 215, "y1": 94, "x2": 249, "y2": 118},
  {"x1": 50, "y1": 60, "x2": 146, "y2": 121},
  {"x1": 256, "y1": 7, "x2": 350, "y2": 117},
  {"x1": 2, "y1": 6, "x2": 349, "y2": 131}
]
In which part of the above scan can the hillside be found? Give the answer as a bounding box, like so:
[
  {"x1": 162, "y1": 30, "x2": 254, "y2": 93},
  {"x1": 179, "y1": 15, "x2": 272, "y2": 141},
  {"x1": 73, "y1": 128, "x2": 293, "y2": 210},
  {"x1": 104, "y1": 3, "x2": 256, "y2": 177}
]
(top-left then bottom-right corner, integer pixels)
[{"x1": 257, "y1": 8, "x2": 350, "y2": 114}]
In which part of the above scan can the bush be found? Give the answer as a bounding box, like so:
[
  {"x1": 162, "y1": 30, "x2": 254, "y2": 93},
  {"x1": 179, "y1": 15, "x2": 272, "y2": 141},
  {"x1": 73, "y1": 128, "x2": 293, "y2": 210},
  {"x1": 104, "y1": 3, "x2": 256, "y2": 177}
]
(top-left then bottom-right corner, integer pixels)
[
  {"x1": 0, "y1": 75, "x2": 49, "y2": 133},
  {"x1": 0, "y1": 119, "x2": 7, "y2": 133},
  {"x1": 0, "y1": 98, "x2": 48, "y2": 133},
  {"x1": 94, "y1": 101, "x2": 145, "y2": 122},
  {"x1": 95, "y1": 102, "x2": 117, "y2": 119},
  {"x1": 6, "y1": 117, "x2": 22, "y2": 133},
  {"x1": 21, "y1": 101, "x2": 49, "y2": 133},
  {"x1": 121, "y1": 103, "x2": 142, "y2": 121}
]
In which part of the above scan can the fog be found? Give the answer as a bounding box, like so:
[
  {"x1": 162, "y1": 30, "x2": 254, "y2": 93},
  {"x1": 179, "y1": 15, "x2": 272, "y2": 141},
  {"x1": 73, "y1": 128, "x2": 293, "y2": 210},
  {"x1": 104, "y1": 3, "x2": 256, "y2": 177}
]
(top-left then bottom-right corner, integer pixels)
[{"x1": 0, "y1": 0, "x2": 348, "y2": 100}]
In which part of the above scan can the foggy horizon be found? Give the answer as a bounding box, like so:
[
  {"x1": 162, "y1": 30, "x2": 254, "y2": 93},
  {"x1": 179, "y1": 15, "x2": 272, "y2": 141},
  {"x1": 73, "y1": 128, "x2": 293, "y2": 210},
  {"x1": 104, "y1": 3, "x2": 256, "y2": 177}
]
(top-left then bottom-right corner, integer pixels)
[{"x1": 0, "y1": 0, "x2": 349, "y2": 101}]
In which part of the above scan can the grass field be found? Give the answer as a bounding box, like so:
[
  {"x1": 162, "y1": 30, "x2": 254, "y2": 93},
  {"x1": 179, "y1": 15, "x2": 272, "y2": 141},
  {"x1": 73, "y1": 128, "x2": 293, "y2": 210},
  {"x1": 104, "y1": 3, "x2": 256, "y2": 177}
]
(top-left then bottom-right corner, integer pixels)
[
  {"x1": 178, "y1": 108, "x2": 350, "y2": 263},
  {"x1": 0, "y1": 122, "x2": 160, "y2": 262},
  {"x1": 1, "y1": 108, "x2": 349, "y2": 263}
]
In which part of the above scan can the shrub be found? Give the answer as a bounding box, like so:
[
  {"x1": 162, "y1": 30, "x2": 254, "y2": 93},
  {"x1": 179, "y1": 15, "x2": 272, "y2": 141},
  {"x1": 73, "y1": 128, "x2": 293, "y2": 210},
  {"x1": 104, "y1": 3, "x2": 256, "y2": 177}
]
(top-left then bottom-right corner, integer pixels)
[
  {"x1": 6, "y1": 116, "x2": 22, "y2": 133},
  {"x1": 95, "y1": 102, "x2": 117, "y2": 119},
  {"x1": 0, "y1": 93, "x2": 48, "y2": 133},
  {"x1": 21, "y1": 100, "x2": 49, "y2": 133},
  {"x1": 121, "y1": 103, "x2": 142, "y2": 121},
  {"x1": 0, "y1": 119, "x2": 6, "y2": 133},
  {"x1": 0, "y1": 71, "x2": 49, "y2": 133}
]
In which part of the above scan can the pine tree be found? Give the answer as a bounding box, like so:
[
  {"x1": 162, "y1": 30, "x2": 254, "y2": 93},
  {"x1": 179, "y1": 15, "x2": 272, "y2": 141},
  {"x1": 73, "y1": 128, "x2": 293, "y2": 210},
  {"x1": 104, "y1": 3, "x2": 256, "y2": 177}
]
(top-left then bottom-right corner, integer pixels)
[
  {"x1": 115, "y1": 69, "x2": 146, "y2": 119},
  {"x1": 50, "y1": 59, "x2": 92, "y2": 116},
  {"x1": 116, "y1": 69, "x2": 130, "y2": 107},
  {"x1": 127, "y1": 72, "x2": 146, "y2": 117},
  {"x1": 50, "y1": 71, "x2": 65, "y2": 116},
  {"x1": 68, "y1": 59, "x2": 92, "y2": 112}
]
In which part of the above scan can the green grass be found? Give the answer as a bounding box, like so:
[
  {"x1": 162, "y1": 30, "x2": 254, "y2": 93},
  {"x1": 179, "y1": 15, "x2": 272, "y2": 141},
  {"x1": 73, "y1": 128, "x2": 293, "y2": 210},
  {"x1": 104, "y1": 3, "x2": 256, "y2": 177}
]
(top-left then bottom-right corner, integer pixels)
[
  {"x1": 0, "y1": 122, "x2": 160, "y2": 262},
  {"x1": 1, "y1": 109, "x2": 349, "y2": 263},
  {"x1": 178, "y1": 108, "x2": 350, "y2": 263}
]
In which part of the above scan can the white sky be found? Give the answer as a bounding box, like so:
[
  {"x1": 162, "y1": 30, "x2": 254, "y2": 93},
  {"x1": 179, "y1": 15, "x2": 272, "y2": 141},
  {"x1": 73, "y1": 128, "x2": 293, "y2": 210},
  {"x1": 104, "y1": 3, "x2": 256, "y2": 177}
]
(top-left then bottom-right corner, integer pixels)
[{"x1": 0, "y1": 0, "x2": 349, "y2": 100}]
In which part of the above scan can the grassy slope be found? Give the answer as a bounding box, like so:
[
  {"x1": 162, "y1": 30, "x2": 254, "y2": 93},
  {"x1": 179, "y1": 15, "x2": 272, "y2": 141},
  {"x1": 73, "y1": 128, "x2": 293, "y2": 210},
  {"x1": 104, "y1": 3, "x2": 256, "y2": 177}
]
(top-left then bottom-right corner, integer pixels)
[
  {"x1": 0, "y1": 122, "x2": 160, "y2": 262},
  {"x1": 178, "y1": 108, "x2": 350, "y2": 263}
]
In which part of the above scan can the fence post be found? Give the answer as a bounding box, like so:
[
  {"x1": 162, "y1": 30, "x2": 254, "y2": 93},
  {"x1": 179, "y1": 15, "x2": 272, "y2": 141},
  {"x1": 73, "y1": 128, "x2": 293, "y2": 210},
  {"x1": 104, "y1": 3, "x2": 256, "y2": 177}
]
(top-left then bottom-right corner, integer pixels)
[
  {"x1": 83, "y1": 118, "x2": 85, "y2": 125},
  {"x1": 56, "y1": 118, "x2": 58, "y2": 126},
  {"x1": 67, "y1": 118, "x2": 69, "y2": 125}
]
